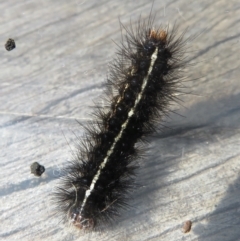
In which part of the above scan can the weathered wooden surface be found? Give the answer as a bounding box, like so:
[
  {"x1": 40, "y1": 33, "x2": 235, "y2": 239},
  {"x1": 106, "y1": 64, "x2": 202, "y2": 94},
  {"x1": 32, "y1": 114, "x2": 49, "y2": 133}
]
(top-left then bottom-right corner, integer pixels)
[{"x1": 1, "y1": 0, "x2": 240, "y2": 240}]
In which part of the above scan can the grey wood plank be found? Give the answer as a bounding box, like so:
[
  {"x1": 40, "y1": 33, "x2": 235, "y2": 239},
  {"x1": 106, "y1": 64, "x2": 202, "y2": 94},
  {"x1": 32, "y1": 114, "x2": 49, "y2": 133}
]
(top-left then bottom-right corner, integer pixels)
[{"x1": 0, "y1": 0, "x2": 240, "y2": 240}]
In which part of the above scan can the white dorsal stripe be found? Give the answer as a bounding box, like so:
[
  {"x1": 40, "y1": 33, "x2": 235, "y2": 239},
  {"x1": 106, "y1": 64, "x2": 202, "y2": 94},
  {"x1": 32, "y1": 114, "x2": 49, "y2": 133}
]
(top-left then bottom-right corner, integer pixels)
[{"x1": 79, "y1": 47, "x2": 159, "y2": 213}]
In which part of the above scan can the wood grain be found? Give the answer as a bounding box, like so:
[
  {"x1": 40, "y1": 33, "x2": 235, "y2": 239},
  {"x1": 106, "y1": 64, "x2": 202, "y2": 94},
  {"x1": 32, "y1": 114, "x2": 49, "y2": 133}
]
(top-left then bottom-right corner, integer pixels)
[{"x1": 0, "y1": 0, "x2": 240, "y2": 240}]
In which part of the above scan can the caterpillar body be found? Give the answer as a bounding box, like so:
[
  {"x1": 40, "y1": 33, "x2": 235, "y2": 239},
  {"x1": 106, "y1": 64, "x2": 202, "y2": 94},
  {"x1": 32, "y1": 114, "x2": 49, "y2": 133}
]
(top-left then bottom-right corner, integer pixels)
[{"x1": 53, "y1": 15, "x2": 188, "y2": 231}]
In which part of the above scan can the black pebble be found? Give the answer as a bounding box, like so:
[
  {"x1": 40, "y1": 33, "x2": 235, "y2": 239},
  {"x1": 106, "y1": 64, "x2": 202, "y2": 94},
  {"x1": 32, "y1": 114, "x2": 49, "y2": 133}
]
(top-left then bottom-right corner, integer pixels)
[
  {"x1": 5, "y1": 38, "x2": 16, "y2": 51},
  {"x1": 30, "y1": 162, "x2": 45, "y2": 177}
]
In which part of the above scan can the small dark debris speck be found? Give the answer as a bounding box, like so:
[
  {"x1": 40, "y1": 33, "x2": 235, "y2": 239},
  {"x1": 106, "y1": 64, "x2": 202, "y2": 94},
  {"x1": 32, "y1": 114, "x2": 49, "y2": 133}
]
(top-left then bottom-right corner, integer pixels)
[
  {"x1": 30, "y1": 162, "x2": 45, "y2": 177},
  {"x1": 5, "y1": 38, "x2": 16, "y2": 51},
  {"x1": 182, "y1": 220, "x2": 192, "y2": 233}
]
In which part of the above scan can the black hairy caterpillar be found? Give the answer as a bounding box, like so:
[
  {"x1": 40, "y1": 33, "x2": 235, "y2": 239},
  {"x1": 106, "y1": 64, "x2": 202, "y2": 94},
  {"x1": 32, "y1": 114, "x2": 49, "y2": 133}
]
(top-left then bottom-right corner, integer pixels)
[{"x1": 53, "y1": 14, "x2": 189, "y2": 231}]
